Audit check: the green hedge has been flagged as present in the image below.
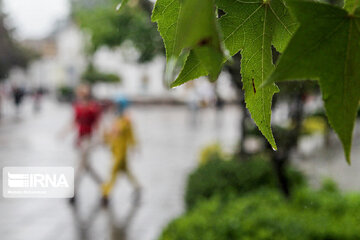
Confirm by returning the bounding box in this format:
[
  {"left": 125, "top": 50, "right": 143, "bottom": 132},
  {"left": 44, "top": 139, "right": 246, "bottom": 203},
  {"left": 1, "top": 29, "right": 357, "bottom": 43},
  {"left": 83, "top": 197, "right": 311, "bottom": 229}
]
[
  {"left": 160, "top": 187, "right": 360, "bottom": 240},
  {"left": 82, "top": 64, "right": 121, "bottom": 84},
  {"left": 185, "top": 157, "right": 306, "bottom": 209},
  {"left": 56, "top": 85, "right": 75, "bottom": 102}
]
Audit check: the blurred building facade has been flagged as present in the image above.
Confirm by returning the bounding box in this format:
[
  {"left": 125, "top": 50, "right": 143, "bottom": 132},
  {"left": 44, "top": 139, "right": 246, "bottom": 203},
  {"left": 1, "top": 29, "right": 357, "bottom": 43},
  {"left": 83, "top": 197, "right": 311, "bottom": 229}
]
[{"left": 7, "top": 19, "right": 237, "bottom": 103}]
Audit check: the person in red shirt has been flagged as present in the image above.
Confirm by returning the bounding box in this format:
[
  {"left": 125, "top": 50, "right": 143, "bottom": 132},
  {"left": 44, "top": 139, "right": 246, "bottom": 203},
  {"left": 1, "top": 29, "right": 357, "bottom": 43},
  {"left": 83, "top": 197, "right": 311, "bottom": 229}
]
[
  {"left": 70, "top": 84, "right": 102, "bottom": 204},
  {"left": 73, "top": 88, "right": 101, "bottom": 143}
]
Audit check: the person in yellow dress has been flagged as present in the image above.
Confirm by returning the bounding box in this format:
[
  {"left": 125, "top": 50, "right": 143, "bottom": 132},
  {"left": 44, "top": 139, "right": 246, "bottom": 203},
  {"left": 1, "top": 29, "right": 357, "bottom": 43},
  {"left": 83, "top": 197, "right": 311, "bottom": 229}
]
[{"left": 102, "top": 96, "right": 140, "bottom": 205}]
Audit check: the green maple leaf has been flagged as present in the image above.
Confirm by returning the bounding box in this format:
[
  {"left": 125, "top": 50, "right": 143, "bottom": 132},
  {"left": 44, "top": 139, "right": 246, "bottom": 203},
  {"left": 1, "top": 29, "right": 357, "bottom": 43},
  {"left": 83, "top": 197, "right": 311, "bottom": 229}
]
[
  {"left": 174, "top": 0, "right": 297, "bottom": 150},
  {"left": 152, "top": 0, "right": 224, "bottom": 81},
  {"left": 266, "top": 0, "right": 360, "bottom": 163},
  {"left": 151, "top": 0, "right": 181, "bottom": 59}
]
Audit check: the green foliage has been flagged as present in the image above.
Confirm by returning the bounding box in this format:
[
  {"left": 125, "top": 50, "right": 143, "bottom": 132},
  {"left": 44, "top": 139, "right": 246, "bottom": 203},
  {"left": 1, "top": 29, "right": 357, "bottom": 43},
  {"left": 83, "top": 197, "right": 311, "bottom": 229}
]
[
  {"left": 0, "top": 12, "right": 34, "bottom": 80},
  {"left": 185, "top": 156, "right": 305, "bottom": 209},
  {"left": 266, "top": 0, "right": 360, "bottom": 163},
  {"left": 152, "top": 0, "right": 224, "bottom": 83},
  {"left": 74, "top": 1, "right": 163, "bottom": 62},
  {"left": 178, "top": 0, "right": 224, "bottom": 81},
  {"left": 151, "top": 0, "right": 181, "bottom": 59},
  {"left": 321, "top": 177, "right": 339, "bottom": 193},
  {"left": 151, "top": 0, "right": 360, "bottom": 163},
  {"left": 160, "top": 188, "right": 360, "bottom": 240},
  {"left": 81, "top": 64, "right": 121, "bottom": 84},
  {"left": 153, "top": 0, "right": 297, "bottom": 150}
]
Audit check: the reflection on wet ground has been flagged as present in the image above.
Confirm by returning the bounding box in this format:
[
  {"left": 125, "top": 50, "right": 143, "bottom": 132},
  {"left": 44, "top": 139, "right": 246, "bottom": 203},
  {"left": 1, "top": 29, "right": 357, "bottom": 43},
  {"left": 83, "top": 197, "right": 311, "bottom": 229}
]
[
  {"left": 72, "top": 190, "right": 141, "bottom": 240},
  {"left": 1, "top": 99, "right": 360, "bottom": 240},
  {"left": 0, "top": 99, "right": 240, "bottom": 240}
]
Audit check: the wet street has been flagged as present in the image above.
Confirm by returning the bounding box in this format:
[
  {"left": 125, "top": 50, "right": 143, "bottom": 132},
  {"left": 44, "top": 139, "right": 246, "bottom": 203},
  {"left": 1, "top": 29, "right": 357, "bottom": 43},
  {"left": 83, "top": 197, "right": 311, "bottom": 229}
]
[
  {"left": 0, "top": 99, "right": 240, "bottom": 240},
  {"left": 1, "top": 98, "right": 360, "bottom": 240}
]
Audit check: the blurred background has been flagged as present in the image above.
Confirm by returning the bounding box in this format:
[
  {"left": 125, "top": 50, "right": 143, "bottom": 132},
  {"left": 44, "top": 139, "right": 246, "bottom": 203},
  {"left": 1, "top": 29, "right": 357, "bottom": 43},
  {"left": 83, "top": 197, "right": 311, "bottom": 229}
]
[{"left": 0, "top": 0, "right": 360, "bottom": 239}]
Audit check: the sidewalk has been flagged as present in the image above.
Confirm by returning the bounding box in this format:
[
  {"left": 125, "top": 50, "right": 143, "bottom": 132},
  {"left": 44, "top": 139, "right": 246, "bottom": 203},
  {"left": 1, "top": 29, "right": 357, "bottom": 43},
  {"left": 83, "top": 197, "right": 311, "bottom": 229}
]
[{"left": 0, "top": 99, "right": 240, "bottom": 240}]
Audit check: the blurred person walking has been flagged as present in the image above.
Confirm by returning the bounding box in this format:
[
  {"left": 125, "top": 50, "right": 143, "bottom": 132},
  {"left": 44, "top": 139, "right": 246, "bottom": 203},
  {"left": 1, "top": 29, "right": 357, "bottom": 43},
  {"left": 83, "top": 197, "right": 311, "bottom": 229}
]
[
  {"left": 67, "top": 84, "right": 102, "bottom": 204},
  {"left": 101, "top": 96, "right": 140, "bottom": 206},
  {"left": 11, "top": 85, "right": 25, "bottom": 116}
]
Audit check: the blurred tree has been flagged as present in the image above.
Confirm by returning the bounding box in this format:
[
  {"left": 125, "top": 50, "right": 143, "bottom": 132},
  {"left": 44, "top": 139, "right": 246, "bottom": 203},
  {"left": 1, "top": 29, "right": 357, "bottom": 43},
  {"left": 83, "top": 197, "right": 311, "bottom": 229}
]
[
  {"left": 72, "top": 0, "right": 163, "bottom": 63},
  {"left": 0, "top": 2, "right": 33, "bottom": 80},
  {"left": 0, "top": 1, "right": 36, "bottom": 117}
]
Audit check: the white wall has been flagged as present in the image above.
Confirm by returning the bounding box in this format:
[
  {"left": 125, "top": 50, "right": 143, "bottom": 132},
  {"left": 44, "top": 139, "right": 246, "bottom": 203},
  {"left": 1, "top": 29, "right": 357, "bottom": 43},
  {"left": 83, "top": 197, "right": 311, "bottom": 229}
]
[{"left": 12, "top": 22, "right": 238, "bottom": 102}]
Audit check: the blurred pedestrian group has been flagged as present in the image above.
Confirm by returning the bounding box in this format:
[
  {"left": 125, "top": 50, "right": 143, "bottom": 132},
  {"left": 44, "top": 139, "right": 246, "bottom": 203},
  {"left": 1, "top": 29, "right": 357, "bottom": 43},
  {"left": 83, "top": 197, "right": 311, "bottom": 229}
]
[
  {"left": 66, "top": 84, "right": 140, "bottom": 207},
  {"left": 0, "top": 82, "right": 46, "bottom": 118}
]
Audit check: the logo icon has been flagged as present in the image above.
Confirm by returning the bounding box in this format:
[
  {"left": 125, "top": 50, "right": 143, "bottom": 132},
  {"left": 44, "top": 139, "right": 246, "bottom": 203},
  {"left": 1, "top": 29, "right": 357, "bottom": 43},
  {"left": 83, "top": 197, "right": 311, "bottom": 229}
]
[
  {"left": 3, "top": 167, "right": 74, "bottom": 198},
  {"left": 8, "top": 173, "right": 30, "bottom": 188}
]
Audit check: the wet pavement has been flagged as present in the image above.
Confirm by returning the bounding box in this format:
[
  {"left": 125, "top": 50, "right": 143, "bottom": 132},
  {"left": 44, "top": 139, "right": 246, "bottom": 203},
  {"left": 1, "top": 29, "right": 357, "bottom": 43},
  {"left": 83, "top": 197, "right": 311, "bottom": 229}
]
[
  {"left": 294, "top": 127, "right": 360, "bottom": 191},
  {"left": 1, "top": 98, "right": 360, "bottom": 240},
  {"left": 0, "top": 99, "right": 240, "bottom": 240}
]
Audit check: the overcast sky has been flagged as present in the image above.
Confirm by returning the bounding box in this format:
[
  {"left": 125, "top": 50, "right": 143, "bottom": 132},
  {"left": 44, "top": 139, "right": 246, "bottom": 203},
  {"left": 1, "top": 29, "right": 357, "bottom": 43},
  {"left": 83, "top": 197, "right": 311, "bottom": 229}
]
[{"left": 3, "top": 0, "right": 70, "bottom": 40}]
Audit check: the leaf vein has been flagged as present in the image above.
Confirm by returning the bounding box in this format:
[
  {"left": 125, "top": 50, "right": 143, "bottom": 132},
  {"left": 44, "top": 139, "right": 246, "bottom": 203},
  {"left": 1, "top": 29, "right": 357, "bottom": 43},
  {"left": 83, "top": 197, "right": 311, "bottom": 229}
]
[
  {"left": 172, "top": 3, "right": 183, "bottom": 56},
  {"left": 164, "top": 22, "right": 176, "bottom": 35},
  {"left": 224, "top": 4, "right": 263, "bottom": 42},
  {"left": 176, "top": 62, "right": 201, "bottom": 84},
  {"left": 242, "top": 48, "right": 262, "bottom": 69},
  {"left": 261, "top": 4, "right": 268, "bottom": 123},
  {"left": 269, "top": 4, "right": 292, "bottom": 35},
  {"left": 161, "top": 0, "right": 177, "bottom": 16}
]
